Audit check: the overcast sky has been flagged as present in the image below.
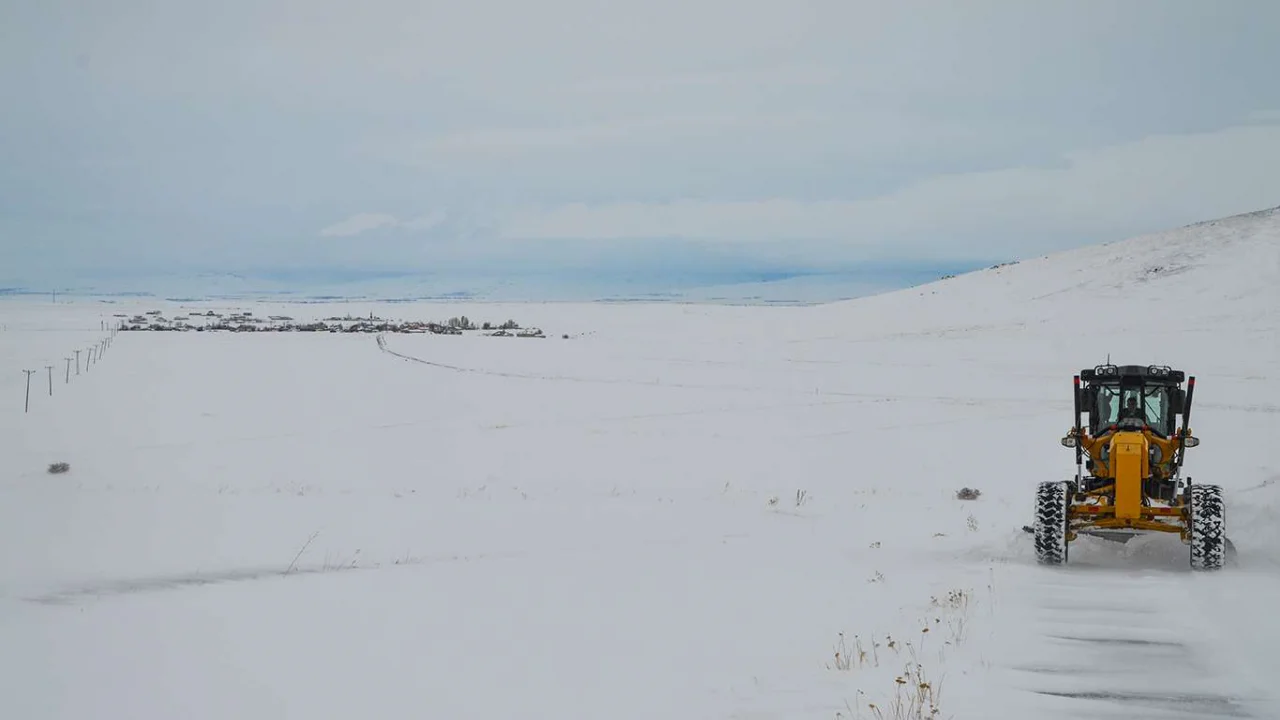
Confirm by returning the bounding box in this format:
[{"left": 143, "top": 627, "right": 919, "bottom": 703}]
[{"left": 3, "top": 0, "right": 1280, "bottom": 291}]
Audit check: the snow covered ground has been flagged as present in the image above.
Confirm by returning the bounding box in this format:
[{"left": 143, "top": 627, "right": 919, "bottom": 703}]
[{"left": 1, "top": 207, "right": 1278, "bottom": 719}]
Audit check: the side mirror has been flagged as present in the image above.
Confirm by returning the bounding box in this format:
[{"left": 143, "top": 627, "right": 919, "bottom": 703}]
[{"left": 1183, "top": 436, "right": 1200, "bottom": 448}]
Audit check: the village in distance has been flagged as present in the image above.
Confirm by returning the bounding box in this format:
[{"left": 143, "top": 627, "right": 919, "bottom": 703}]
[{"left": 117, "top": 310, "right": 552, "bottom": 338}]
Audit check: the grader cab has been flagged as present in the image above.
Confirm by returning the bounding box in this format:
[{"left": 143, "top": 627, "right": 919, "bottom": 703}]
[{"left": 1031, "top": 364, "right": 1226, "bottom": 570}]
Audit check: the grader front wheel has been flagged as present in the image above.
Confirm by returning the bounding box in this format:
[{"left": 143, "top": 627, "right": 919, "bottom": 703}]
[
  {"left": 1034, "top": 481, "right": 1070, "bottom": 565},
  {"left": 1188, "top": 483, "right": 1226, "bottom": 570}
]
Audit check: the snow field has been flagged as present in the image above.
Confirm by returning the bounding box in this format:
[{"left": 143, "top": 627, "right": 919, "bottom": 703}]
[
  {"left": 1, "top": 322, "right": 1012, "bottom": 719},
  {"left": 1, "top": 207, "right": 1278, "bottom": 719}
]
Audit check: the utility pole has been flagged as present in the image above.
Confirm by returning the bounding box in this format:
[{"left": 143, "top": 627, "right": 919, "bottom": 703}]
[
  {"left": 65, "top": 358, "right": 72, "bottom": 384},
  {"left": 46, "top": 366, "right": 53, "bottom": 396},
  {"left": 23, "top": 370, "right": 35, "bottom": 413},
  {"left": 75, "top": 350, "right": 81, "bottom": 375}
]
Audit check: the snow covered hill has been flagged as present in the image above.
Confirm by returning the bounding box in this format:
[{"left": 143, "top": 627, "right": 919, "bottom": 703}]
[
  {"left": 808, "top": 204, "right": 1280, "bottom": 331},
  {"left": 1, "top": 206, "right": 1277, "bottom": 719}
]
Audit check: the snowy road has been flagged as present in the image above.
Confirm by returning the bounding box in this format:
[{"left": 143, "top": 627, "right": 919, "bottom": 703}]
[
  {"left": 966, "top": 544, "right": 1280, "bottom": 718},
  {"left": 373, "top": 329, "right": 1280, "bottom": 719}
]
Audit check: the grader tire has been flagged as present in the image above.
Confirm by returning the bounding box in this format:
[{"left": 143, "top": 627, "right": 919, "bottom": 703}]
[
  {"left": 1188, "top": 483, "right": 1225, "bottom": 571},
  {"left": 1034, "top": 481, "right": 1070, "bottom": 566}
]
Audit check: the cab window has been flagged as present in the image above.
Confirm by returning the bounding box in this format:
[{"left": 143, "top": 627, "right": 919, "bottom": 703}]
[{"left": 1093, "top": 385, "right": 1169, "bottom": 434}]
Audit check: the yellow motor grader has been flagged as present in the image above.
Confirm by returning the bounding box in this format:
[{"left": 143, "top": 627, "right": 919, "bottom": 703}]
[{"left": 1031, "top": 364, "right": 1226, "bottom": 570}]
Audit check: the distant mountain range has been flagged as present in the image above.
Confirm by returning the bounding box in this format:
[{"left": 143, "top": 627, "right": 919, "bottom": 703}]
[{"left": 0, "top": 262, "right": 985, "bottom": 306}]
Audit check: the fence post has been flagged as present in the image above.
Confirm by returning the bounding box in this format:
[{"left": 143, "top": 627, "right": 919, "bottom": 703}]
[{"left": 22, "top": 370, "right": 35, "bottom": 413}]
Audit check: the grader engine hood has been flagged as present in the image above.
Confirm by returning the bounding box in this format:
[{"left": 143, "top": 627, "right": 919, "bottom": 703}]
[{"left": 1109, "top": 431, "right": 1149, "bottom": 519}]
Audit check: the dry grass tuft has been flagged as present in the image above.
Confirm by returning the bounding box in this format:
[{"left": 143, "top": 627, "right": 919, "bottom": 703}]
[{"left": 832, "top": 587, "right": 976, "bottom": 718}]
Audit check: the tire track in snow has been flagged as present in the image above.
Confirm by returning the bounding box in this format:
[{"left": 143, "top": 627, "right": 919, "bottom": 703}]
[
  {"left": 978, "top": 557, "right": 1278, "bottom": 718},
  {"left": 374, "top": 334, "right": 1065, "bottom": 409},
  {"left": 19, "top": 550, "right": 527, "bottom": 605},
  {"left": 1196, "top": 402, "right": 1280, "bottom": 415}
]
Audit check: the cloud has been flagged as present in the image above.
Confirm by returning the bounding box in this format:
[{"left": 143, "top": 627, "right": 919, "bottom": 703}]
[
  {"left": 405, "top": 113, "right": 825, "bottom": 158},
  {"left": 319, "top": 212, "right": 445, "bottom": 237},
  {"left": 498, "top": 123, "right": 1280, "bottom": 261},
  {"left": 4, "top": 0, "right": 1280, "bottom": 292},
  {"left": 319, "top": 213, "right": 399, "bottom": 237},
  {"left": 562, "top": 65, "right": 839, "bottom": 95}
]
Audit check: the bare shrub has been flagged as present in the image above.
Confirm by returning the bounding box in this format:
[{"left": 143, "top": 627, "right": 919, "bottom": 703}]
[
  {"left": 47, "top": 462, "right": 70, "bottom": 475},
  {"left": 955, "top": 487, "right": 981, "bottom": 501},
  {"left": 834, "top": 588, "right": 976, "bottom": 718}
]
